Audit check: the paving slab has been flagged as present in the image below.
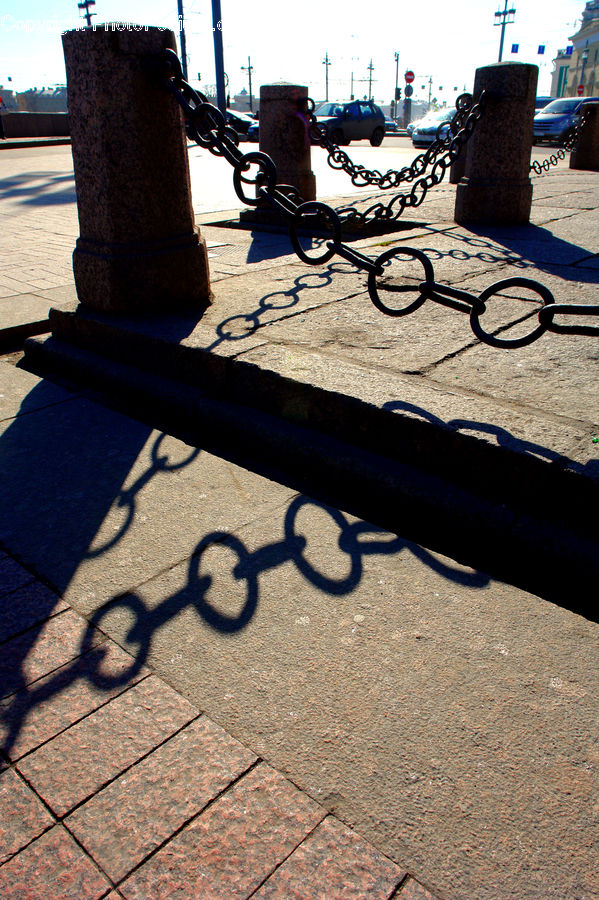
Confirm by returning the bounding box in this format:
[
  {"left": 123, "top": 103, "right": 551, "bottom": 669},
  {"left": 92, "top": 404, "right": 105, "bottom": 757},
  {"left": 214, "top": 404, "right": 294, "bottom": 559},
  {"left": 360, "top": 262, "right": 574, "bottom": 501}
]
[
  {"left": 64, "top": 716, "right": 256, "bottom": 882},
  {"left": 17, "top": 676, "right": 198, "bottom": 817},
  {"left": 0, "top": 768, "right": 54, "bottom": 865},
  {"left": 120, "top": 762, "right": 326, "bottom": 900},
  {"left": 0, "top": 825, "right": 111, "bottom": 899}
]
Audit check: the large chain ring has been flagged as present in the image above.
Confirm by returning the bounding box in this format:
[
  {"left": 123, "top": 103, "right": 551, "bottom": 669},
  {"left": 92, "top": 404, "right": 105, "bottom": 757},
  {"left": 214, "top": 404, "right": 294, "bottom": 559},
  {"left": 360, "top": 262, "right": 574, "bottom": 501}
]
[
  {"left": 368, "top": 247, "right": 435, "bottom": 316},
  {"left": 289, "top": 201, "right": 342, "bottom": 265},
  {"left": 233, "top": 152, "right": 277, "bottom": 206},
  {"left": 470, "top": 277, "right": 555, "bottom": 348}
]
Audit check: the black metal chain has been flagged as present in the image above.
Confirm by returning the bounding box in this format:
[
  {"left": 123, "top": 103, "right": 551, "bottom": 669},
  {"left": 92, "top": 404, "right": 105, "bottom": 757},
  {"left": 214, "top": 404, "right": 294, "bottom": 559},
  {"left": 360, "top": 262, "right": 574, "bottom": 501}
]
[
  {"left": 530, "top": 108, "right": 590, "bottom": 175},
  {"left": 305, "top": 93, "right": 486, "bottom": 226},
  {"left": 160, "top": 49, "right": 599, "bottom": 347}
]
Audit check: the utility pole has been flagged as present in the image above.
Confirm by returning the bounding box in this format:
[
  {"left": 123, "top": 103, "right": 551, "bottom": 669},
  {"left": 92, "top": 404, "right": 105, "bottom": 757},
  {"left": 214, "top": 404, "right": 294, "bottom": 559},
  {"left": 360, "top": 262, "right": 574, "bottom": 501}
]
[
  {"left": 494, "top": 0, "right": 516, "bottom": 63},
  {"left": 323, "top": 52, "right": 331, "bottom": 101},
  {"left": 77, "top": 0, "right": 96, "bottom": 27},
  {"left": 241, "top": 56, "right": 253, "bottom": 112},
  {"left": 176, "top": 0, "right": 188, "bottom": 82},
  {"left": 350, "top": 71, "right": 354, "bottom": 101},
  {"left": 212, "top": 0, "right": 226, "bottom": 112},
  {"left": 393, "top": 51, "right": 399, "bottom": 118},
  {"left": 368, "top": 59, "right": 374, "bottom": 99}
]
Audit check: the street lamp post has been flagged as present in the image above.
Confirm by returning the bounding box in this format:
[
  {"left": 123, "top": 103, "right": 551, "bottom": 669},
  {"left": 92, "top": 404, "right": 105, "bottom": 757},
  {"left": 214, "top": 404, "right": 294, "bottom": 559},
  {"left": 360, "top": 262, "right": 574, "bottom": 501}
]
[
  {"left": 494, "top": 0, "right": 516, "bottom": 63},
  {"left": 323, "top": 53, "right": 331, "bottom": 101},
  {"left": 241, "top": 56, "right": 253, "bottom": 111},
  {"left": 77, "top": 0, "right": 96, "bottom": 27},
  {"left": 176, "top": 0, "right": 188, "bottom": 83},
  {"left": 580, "top": 46, "right": 590, "bottom": 95},
  {"left": 393, "top": 51, "right": 399, "bottom": 118},
  {"left": 211, "top": 0, "right": 226, "bottom": 112}
]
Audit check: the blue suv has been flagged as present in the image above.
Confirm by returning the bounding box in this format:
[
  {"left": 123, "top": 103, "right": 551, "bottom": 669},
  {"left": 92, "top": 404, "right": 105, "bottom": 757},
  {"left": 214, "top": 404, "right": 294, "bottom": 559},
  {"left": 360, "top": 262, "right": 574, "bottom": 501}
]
[{"left": 533, "top": 97, "right": 599, "bottom": 144}]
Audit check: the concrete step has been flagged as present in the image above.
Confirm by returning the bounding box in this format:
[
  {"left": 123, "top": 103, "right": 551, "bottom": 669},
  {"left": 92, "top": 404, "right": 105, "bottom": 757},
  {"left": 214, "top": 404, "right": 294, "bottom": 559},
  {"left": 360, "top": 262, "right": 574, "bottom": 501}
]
[{"left": 22, "top": 314, "right": 599, "bottom": 609}]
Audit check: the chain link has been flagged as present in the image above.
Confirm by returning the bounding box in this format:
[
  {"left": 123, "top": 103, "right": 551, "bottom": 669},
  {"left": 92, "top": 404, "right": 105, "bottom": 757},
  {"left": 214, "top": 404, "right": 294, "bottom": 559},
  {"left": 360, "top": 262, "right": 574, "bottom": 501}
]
[
  {"left": 306, "top": 93, "right": 485, "bottom": 225},
  {"left": 160, "top": 48, "right": 599, "bottom": 348},
  {"left": 530, "top": 108, "right": 591, "bottom": 175}
]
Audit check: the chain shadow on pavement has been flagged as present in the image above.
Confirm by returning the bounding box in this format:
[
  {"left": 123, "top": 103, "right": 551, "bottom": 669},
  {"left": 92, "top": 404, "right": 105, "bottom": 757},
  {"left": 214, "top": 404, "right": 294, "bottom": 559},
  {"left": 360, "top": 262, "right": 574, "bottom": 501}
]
[
  {"left": 205, "top": 261, "right": 358, "bottom": 352},
  {"left": 460, "top": 225, "right": 599, "bottom": 286},
  {"left": 0, "top": 492, "right": 490, "bottom": 762},
  {"left": 382, "top": 399, "right": 599, "bottom": 480},
  {"left": 0, "top": 366, "right": 199, "bottom": 762}
]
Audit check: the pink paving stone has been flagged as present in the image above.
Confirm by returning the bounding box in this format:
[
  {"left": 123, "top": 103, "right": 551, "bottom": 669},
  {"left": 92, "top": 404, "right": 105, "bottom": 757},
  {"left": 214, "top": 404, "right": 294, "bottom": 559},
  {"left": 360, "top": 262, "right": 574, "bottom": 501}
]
[
  {"left": 254, "top": 815, "right": 406, "bottom": 899},
  {"left": 0, "top": 641, "right": 148, "bottom": 761},
  {"left": 0, "top": 556, "right": 35, "bottom": 597},
  {"left": 395, "top": 876, "right": 442, "bottom": 899},
  {"left": 0, "top": 608, "right": 104, "bottom": 699},
  {"left": 0, "top": 825, "right": 111, "bottom": 899},
  {"left": 0, "top": 768, "right": 55, "bottom": 864},
  {"left": 121, "top": 762, "right": 326, "bottom": 900},
  {"left": 0, "top": 580, "right": 67, "bottom": 643},
  {"left": 17, "top": 676, "right": 199, "bottom": 817},
  {"left": 65, "top": 716, "right": 257, "bottom": 882}
]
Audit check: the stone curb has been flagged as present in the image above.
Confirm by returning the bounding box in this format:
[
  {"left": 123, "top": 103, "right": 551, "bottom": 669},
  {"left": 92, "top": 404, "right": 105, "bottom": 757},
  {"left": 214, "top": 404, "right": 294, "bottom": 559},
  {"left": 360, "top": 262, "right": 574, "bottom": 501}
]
[{"left": 22, "top": 316, "right": 599, "bottom": 609}]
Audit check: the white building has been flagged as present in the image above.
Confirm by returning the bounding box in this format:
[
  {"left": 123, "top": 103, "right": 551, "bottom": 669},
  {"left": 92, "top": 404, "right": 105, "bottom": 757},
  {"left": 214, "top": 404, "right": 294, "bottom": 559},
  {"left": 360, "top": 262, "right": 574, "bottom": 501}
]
[{"left": 551, "top": 1, "right": 599, "bottom": 98}]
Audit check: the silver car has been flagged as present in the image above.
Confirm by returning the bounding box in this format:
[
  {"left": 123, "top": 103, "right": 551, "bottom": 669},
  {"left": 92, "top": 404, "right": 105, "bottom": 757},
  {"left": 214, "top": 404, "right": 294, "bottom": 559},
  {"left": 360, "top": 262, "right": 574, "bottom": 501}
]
[{"left": 410, "top": 107, "right": 455, "bottom": 147}]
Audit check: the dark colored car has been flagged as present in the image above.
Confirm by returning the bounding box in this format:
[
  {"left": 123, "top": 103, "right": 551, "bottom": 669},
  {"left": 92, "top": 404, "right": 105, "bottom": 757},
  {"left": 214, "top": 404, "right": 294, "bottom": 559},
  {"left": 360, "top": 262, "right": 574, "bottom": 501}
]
[
  {"left": 226, "top": 110, "right": 256, "bottom": 135},
  {"left": 314, "top": 99, "right": 386, "bottom": 146},
  {"left": 533, "top": 97, "right": 599, "bottom": 144},
  {"left": 247, "top": 121, "right": 259, "bottom": 142},
  {"left": 384, "top": 116, "right": 399, "bottom": 133}
]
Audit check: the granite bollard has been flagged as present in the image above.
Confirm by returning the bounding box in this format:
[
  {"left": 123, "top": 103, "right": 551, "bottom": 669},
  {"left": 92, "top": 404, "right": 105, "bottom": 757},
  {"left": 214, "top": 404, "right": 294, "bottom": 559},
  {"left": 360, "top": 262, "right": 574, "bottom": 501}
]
[
  {"left": 570, "top": 102, "right": 599, "bottom": 172},
  {"left": 454, "top": 62, "right": 537, "bottom": 225},
  {"left": 62, "top": 24, "right": 211, "bottom": 312},
  {"left": 258, "top": 83, "right": 316, "bottom": 202}
]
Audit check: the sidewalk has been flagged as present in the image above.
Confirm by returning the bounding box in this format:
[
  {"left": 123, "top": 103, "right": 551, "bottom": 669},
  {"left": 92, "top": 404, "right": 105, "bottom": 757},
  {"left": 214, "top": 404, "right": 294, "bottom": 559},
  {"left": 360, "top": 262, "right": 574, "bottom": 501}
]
[{"left": 1, "top": 144, "right": 599, "bottom": 899}]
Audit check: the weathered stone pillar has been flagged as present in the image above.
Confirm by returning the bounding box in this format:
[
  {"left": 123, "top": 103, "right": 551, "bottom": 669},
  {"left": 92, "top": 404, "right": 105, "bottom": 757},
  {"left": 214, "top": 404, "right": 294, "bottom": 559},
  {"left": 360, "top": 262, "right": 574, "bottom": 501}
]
[
  {"left": 258, "top": 83, "right": 316, "bottom": 201},
  {"left": 570, "top": 102, "right": 599, "bottom": 171},
  {"left": 449, "top": 152, "right": 467, "bottom": 185},
  {"left": 62, "top": 24, "right": 211, "bottom": 312},
  {"left": 454, "top": 62, "right": 537, "bottom": 225}
]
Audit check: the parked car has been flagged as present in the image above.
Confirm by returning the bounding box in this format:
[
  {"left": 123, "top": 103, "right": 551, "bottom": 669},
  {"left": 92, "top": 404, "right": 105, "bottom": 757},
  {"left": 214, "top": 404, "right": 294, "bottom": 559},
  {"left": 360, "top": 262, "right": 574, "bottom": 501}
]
[
  {"left": 384, "top": 116, "right": 399, "bottom": 133},
  {"left": 535, "top": 96, "right": 555, "bottom": 110},
  {"left": 533, "top": 97, "right": 599, "bottom": 144},
  {"left": 247, "top": 121, "right": 259, "bottom": 141},
  {"left": 314, "top": 99, "right": 386, "bottom": 146},
  {"left": 406, "top": 119, "right": 421, "bottom": 137},
  {"left": 410, "top": 107, "right": 455, "bottom": 147},
  {"left": 225, "top": 110, "right": 256, "bottom": 135}
]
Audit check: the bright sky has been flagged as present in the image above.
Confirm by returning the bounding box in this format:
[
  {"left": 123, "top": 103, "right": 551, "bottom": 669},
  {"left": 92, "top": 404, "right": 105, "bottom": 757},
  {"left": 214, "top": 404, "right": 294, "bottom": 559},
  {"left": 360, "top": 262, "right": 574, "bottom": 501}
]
[{"left": 0, "top": 0, "right": 588, "bottom": 101}]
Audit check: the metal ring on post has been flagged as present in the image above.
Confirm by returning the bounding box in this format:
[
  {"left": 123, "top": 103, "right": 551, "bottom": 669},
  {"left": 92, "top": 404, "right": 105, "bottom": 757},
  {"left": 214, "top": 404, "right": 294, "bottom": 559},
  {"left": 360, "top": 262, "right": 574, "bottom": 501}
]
[
  {"left": 289, "top": 201, "right": 342, "bottom": 265},
  {"left": 368, "top": 246, "right": 434, "bottom": 317},
  {"left": 187, "top": 102, "right": 226, "bottom": 147},
  {"left": 233, "top": 152, "right": 277, "bottom": 206},
  {"left": 470, "top": 277, "right": 555, "bottom": 348}
]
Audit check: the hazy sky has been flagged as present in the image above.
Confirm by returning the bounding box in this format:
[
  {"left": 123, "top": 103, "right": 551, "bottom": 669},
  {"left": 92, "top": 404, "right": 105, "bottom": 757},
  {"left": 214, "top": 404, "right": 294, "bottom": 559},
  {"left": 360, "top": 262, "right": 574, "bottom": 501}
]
[{"left": 0, "top": 0, "right": 588, "bottom": 100}]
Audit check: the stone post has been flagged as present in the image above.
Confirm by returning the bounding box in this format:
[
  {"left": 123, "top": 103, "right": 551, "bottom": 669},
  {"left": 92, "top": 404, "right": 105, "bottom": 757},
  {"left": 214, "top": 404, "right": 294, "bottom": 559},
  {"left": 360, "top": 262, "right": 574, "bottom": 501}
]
[
  {"left": 454, "top": 62, "right": 538, "bottom": 225},
  {"left": 258, "top": 83, "right": 316, "bottom": 201},
  {"left": 62, "top": 24, "right": 211, "bottom": 313},
  {"left": 570, "top": 102, "right": 599, "bottom": 171}
]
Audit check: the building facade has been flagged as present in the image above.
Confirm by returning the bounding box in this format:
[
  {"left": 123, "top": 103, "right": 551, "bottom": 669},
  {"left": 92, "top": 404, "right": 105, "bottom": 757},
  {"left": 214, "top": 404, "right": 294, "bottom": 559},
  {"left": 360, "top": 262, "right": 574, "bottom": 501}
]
[{"left": 551, "top": 1, "right": 599, "bottom": 98}]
